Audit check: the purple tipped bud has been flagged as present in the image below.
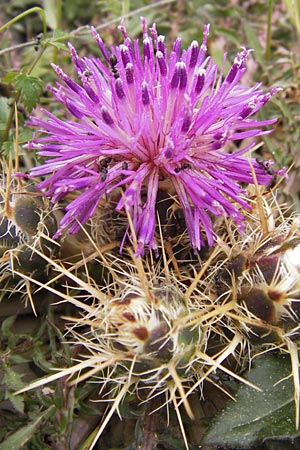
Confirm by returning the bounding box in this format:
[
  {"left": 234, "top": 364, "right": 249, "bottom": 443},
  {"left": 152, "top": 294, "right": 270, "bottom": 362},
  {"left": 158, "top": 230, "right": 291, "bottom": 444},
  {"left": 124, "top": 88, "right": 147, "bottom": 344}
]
[
  {"left": 120, "top": 44, "right": 131, "bottom": 66},
  {"left": 214, "top": 131, "right": 224, "bottom": 141},
  {"left": 171, "top": 61, "right": 187, "bottom": 89},
  {"left": 212, "top": 141, "right": 223, "bottom": 150},
  {"left": 53, "top": 64, "right": 81, "bottom": 94},
  {"left": 65, "top": 99, "right": 83, "bottom": 119},
  {"left": 149, "top": 22, "right": 158, "bottom": 40},
  {"left": 141, "top": 16, "right": 147, "bottom": 36},
  {"left": 115, "top": 78, "right": 125, "bottom": 99},
  {"left": 143, "top": 36, "right": 151, "bottom": 60},
  {"left": 164, "top": 148, "right": 173, "bottom": 159},
  {"left": 68, "top": 44, "right": 85, "bottom": 73},
  {"left": 84, "top": 83, "right": 99, "bottom": 103},
  {"left": 157, "top": 35, "right": 166, "bottom": 56},
  {"left": 212, "top": 131, "right": 227, "bottom": 149},
  {"left": 157, "top": 51, "right": 167, "bottom": 77},
  {"left": 101, "top": 106, "right": 114, "bottom": 125},
  {"left": 118, "top": 20, "right": 128, "bottom": 39},
  {"left": 239, "top": 102, "right": 255, "bottom": 119},
  {"left": 182, "top": 114, "right": 192, "bottom": 132},
  {"left": 91, "top": 27, "right": 110, "bottom": 62},
  {"left": 179, "top": 62, "right": 187, "bottom": 90},
  {"left": 226, "top": 62, "right": 239, "bottom": 84},
  {"left": 172, "top": 37, "right": 182, "bottom": 59},
  {"left": 189, "top": 41, "right": 199, "bottom": 68},
  {"left": 142, "top": 81, "right": 150, "bottom": 106},
  {"left": 195, "top": 69, "right": 205, "bottom": 94},
  {"left": 162, "top": 140, "right": 174, "bottom": 160},
  {"left": 126, "top": 63, "right": 134, "bottom": 84},
  {"left": 226, "top": 51, "right": 248, "bottom": 84},
  {"left": 259, "top": 92, "right": 272, "bottom": 107}
]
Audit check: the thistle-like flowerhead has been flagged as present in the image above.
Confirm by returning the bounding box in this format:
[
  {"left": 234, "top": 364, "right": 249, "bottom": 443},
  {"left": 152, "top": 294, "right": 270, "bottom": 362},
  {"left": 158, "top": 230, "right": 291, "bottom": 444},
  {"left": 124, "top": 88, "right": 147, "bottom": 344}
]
[
  {"left": 211, "top": 187, "right": 300, "bottom": 428},
  {"left": 27, "top": 19, "right": 279, "bottom": 254},
  {"left": 214, "top": 188, "right": 300, "bottom": 328}
]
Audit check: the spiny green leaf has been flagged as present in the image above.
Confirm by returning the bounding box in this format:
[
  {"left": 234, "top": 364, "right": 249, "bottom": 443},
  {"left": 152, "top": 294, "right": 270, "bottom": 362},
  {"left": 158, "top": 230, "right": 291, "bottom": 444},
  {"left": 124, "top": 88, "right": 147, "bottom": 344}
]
[
  {"left": 32, "top": 344, "right": 55, "bottom": 372},
  {"left": 3, "top": 365, "right": 26, "bottom": 390},
  {"left": 202, "top": 353, "right": 300, "bottom": 448},
  {"left": 17, "top": 127, "right": 36, "bottom": 143},
  {"left": 15, "top": 74, "right": 43, "bottom": 112},
  {"left": 5, "top": 392, "right": 24, "bottom": 414},
  {"left": 1, "top": 140, "right": 17, "bottom": 158},
  {"left": 0, "top": 407, "right": 55, "bottom": 450}
]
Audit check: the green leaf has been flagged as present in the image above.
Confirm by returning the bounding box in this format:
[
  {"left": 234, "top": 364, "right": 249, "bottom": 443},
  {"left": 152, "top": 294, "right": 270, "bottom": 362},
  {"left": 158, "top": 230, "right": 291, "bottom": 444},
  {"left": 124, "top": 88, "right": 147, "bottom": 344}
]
[
  {"left": 271, "top": 96, "right": 294, "bottom": 126},
  {"left": 46, "top": 40, "right": 69, "bottom": 51},
  {"left": 5, "top": 392, "right": 24, "bottom": 414},
  {"left": 17, "top": 127, "right": 35, "bottom": 144},
  {"left": 1, "top": 316, "right": 17, "bottom": 338},
  {"left": 243, "top": 22, "right": 264, "bottom": 66},
  {"left": 9, "top": 353, "right": 32, "bottom": 364},
  {"left": 0, "top": 407, "right": 55, "bottom": 450},
  {"left": 42, "top": 30, "right": 72, "bottom": 51},
  {"left": 214, "top": 27, "right": 241, "bottom": 46},
  {"left": 1, "top": 140, "right": 16, "bottom": 158},
  {"left": 42, "top": 0, "right": 57, "bottom": 29},
  {"left": 202, "top": 353, "right": 300, "bottom": 448},
  {"left": 0, "top": 97, "right": 10, "bottom": 125},
  {"left": 3, "top": 366, "right": 26, "bottom": 391},
  {"left": 159, "top": 435, "right": 191, "bottom": 450},
  {"left": 32, "top": 344, "right": 54, "bottom": 372},
  {"left": 2, "top": 72, "right": 19, "bottom": 83},
  {"left": 15, "top": 74, "right": 43, "bottom": 112},
  {"left": 52, "top": 28, "right": 73, "bottom": 41},
  {"left": 284, "top": 0, "right": 300, "bottom": 37}
]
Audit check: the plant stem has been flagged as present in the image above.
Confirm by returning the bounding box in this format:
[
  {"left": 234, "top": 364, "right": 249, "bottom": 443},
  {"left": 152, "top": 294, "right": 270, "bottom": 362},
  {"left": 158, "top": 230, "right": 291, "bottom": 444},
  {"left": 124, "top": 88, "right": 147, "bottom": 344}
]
[
  {"left": 56, "top": 0, "right": 62, "bottom": 30},
  {"left": 139, "top": 397, "right": 160, "bottom": 450},
  {"left": 0, "top": 41, "right": 37, "bottom": 56},
  {"left": 0, "top": 7, "right": 47, "bottom": 38},
  {"left": 265, "top": 0, "right": 273, "bottom": 61},
  {"left": 52, "top": 0, "right": 63, "bottom": 63}
]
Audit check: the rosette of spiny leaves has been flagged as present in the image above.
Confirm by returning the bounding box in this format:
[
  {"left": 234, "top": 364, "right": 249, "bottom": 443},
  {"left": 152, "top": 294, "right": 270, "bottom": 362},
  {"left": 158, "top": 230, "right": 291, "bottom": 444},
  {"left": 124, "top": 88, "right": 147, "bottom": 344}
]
[{"left": 14, "top": 241, "right": 258, "bottom": 449}]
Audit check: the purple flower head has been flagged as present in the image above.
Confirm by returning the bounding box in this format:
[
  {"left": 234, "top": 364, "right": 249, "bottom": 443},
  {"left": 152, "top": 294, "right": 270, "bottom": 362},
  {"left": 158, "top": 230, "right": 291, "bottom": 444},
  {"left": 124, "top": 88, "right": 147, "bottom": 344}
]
[{"left": 27, "top": 19, "right": 279, "bottom": 254}]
